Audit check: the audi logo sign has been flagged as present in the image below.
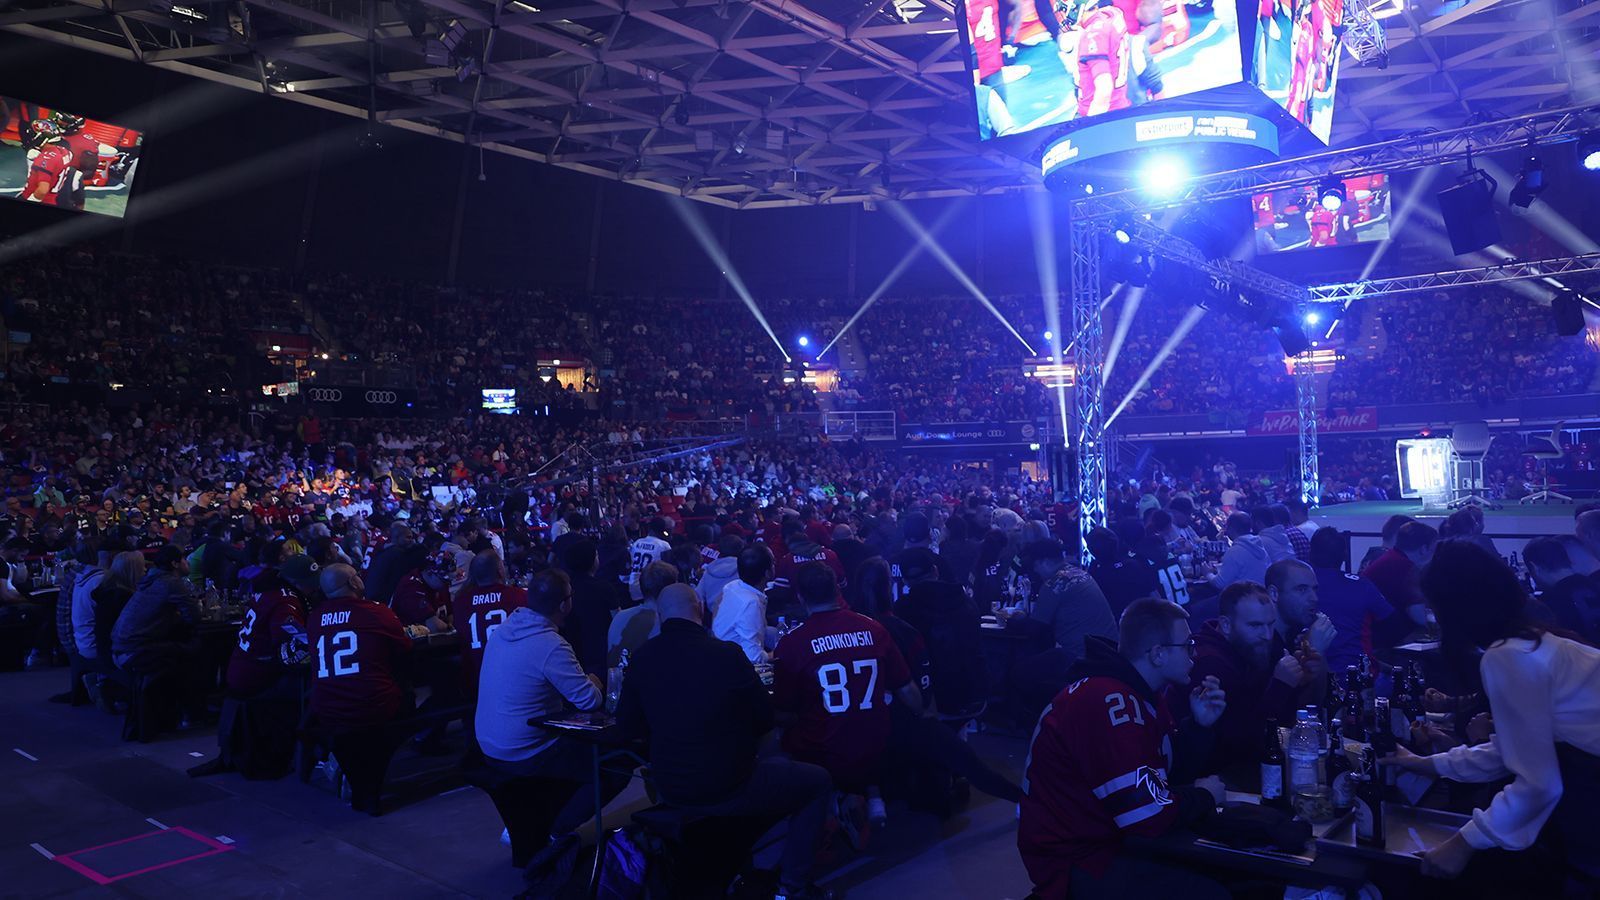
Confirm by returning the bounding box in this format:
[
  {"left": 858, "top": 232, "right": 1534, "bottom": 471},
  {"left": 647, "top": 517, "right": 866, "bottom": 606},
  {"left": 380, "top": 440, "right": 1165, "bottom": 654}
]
[
  {"left": 307, "top": 388, "right": 343, "bottom": 403},
  {"left": 365, "top": 391, "right": 398, "bottom": 404},
  {"left": 306, "top": 387, "right": 404, "bottom": 406}
]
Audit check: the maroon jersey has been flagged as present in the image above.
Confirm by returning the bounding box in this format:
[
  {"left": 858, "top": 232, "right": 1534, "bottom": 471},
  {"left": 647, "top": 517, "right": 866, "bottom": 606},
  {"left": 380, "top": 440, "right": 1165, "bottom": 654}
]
[
  {"left": 773, "top": 545, "right": 848, "bottom": 593},
  {"left": 309, "top": 595, "right": 411, "bottom": 728},
  {"left": 391, "top": 571, "right": 448, "bottom": 627},
  {"left": 450, "top": 582, "right": 528, "bottom": 698},
  {"left": 23, "top": 143, "right": 74, "bottom": 205},
  {"left": 225, "top": 574, "right": 307, "bottom": 697},
  {"left": 1017, "top": 672, "right": 1183, "bottom": 897},
  {"left": 773, "top": 607, "right": 910, "bottom": 790}
]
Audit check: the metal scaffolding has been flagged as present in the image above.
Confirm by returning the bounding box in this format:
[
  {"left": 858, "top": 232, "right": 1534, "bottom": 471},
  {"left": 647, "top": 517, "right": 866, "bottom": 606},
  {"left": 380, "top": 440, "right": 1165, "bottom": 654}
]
[
  {"left": 1294, "top": 301, "right": 1320, "bottom": 507},
  {"left": 1070, "top": 213, "right": 1108, "bottom": 557},
  {"left": 1309, "top": 252, "right": 1600, "bottom": 302}
]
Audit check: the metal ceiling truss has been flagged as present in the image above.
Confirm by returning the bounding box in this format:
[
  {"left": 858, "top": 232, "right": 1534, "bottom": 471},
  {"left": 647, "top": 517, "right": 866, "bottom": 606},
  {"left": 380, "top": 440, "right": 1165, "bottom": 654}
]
[
  {"left": 1308, "top": 251, "right": 1600, "bottom": 302},
  {"left": 1117, "top": 215, "right": 1310, "bottom": 304},
  {"left": 1073, "top": 101, "right": 1600, "bottom": 220},
  {"left": 5, "top": 0, "right": 1597, "bottom": 206}
]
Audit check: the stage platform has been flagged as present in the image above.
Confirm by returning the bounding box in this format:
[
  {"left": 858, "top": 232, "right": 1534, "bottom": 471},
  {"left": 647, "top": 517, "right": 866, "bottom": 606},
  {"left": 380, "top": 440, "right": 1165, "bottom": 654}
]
[{"left": 1312, "top": 499, "right": 1579, "bottom": 559}]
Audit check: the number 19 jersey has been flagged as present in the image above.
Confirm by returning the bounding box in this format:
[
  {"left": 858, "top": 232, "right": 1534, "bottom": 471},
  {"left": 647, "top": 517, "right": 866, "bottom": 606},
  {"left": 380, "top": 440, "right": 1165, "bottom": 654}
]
[{"left": 773, "top": 607, "right": 910, "bottom": 791}]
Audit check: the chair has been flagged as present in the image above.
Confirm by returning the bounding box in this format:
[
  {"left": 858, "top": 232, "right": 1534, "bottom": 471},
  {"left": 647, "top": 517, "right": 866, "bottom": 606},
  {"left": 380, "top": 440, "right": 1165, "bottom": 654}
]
[
  {"left": 1447, "top": 422, "right": 1500, "bottom": 509},
  {"left": 1522, "top": 421, "right": 1572, "bottom": 504}
]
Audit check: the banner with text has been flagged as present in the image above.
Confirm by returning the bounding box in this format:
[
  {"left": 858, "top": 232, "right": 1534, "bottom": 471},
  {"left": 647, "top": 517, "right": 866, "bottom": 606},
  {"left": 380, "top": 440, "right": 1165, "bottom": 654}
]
[{"left": 1247, "top": 407, "right": 1378, "bottom": 437}]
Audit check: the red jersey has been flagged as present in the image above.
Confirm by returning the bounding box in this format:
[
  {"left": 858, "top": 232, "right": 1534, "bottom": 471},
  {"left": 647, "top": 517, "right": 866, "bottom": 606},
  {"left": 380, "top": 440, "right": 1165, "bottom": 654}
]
[
  {"left": 773, "top": 607, "right": 910, "bottom": 790},
  {"left": 450, "top": 582, "right": 528, "bottom": 698},
  {"left": 1075, "top": 8, "right": 1132, "bottom": 118},
  {"left": 773, "top": 544, "right": 848, "bottom": 592},
  {"left": 1018, "top": 672, "right": 1183, "bottom": 898},
  {"left": 308, "top": 596, "right": 411, "bottom": 728},
  {"left": 226, "top": 574, "right": 307, "bottom": 697},
  {"left": 61, "top": 131, "right": 103, "bottom": 174},
  {"left": 1309, "top": 205, "right": 1337, "bottom": 245},
  {"left": 391, "top": 571, "right": 448, "bottom": 627},
  {"left": 967, "top": 0, "right": 1006, "bottom": 80},
  {"left": 23, "top": 144, "right": 75, "bottom": 205}
]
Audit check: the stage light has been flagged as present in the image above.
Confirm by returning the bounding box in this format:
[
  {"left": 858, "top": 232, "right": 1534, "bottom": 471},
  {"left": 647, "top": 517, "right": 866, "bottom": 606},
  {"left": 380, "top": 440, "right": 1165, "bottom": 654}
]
[
  {"left": 1043, "top": 330, "right": 1054, "bottom": 341},
  {"left": 1436, "top": 168, "right": 1501, "bottom": 255},
  {"left": 1084, "top": 184, "right": 1095, "bottom": 195},
  {"left": 1141, "top": 157, "right": 1188, "bottom": 196},
  {"left": 1113, "top": 228, "right": 1131, "bottom": 244},
  {"left": 1579, "top": 133, "right": 1600, "bottom": 171},
  {"left": 1509, "top": 156, "right": 1546, "bottom": 209},
  {"left": 1304, "top": 311, "right": 1322, "bottom": 326},
  {"left": 797, "top": 336, "right": 811, "bottom": 348},
  {"left": 1318, "top": 177, "right": 1346, "bottom": 211}
]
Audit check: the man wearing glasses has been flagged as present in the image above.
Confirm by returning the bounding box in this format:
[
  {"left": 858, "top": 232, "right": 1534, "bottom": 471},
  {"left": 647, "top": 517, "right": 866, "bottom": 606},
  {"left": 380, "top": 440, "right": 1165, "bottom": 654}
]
[{"left": 1018, "top": 597, "right": 1229, "bottom": 900}]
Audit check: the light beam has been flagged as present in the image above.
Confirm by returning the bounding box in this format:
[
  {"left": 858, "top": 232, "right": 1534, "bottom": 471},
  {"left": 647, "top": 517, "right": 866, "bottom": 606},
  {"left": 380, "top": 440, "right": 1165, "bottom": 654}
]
[
  {"left": 885, "top": 200, "right": 1036, "bottom": 355},
  {"left": 669, "top": 196, "right": 791, "bottom": 363},
  {"left": 1104, "top": 306, "right": 1209, "bottom": 428}
]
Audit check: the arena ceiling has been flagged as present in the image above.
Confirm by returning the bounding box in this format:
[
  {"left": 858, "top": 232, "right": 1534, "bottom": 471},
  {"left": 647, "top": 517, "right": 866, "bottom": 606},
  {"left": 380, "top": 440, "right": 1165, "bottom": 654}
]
[{"left": 5, "top": 0, "right": 1600, "bottom": 208}]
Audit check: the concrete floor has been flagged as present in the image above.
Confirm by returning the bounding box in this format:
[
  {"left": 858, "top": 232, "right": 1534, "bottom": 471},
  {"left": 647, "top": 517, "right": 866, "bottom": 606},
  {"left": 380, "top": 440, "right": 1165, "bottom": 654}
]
[{"left": 2, "top": 668, "right": 1038, "bottom": 899}]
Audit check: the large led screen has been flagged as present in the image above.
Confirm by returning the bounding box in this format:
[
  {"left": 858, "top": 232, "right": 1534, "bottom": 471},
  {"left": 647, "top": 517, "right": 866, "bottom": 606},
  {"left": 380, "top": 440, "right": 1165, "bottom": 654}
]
[
  {"left": 1252, "top": 0, "right": 1342, "bottom": 143},
  {"left": 963, "top": 0, "right": 1244, "bottom": 140},
  {"left": 1252, "top": 173, "right": 1390, "bottom": 252},
  {"left": 0, "top": 97, "right": 142, "bottom": 217}
]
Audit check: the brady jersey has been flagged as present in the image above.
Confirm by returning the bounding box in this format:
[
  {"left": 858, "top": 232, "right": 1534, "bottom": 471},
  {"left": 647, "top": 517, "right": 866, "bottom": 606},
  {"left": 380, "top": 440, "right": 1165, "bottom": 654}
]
[
  {"left": 967, "top": 0, "right": 1006, "bottom": 80},
  {"left": 1018, "top": 674, "right": 1180, "bottom": 896},
  {"left": 391, "top": 571, "right": 449, "bottom": 627},
  {"left": 773, "top": 607, "right": 911, "bottom": 789},
  {"left": 1076, "top": 7, "right": 1132, "bottom": 118},
  {"left": 226, "top": 578, "right": 307, "bottom": 697},
  {"left": 23, "top": 144, "right": 75, "bottom": 205},
  {"left": 308, "top": 596, "right": 411, "bottom": 728},
  {"left": 450, "top": 581, "right": 528, "bottom": 697}
]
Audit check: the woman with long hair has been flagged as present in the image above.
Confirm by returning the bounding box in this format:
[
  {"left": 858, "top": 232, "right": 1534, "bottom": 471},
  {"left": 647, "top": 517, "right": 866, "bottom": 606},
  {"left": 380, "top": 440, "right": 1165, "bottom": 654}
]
[{"left": 1384, "top": 540, "right": 1600, "bottom": 892}]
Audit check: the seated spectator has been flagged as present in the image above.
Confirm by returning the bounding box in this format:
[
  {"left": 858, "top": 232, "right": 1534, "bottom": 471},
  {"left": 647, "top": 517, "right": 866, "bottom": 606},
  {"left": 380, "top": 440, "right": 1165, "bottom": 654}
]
[
  {"left": 1362, "top": 521, "right": 1437, "bottom": 614},
  {"left": 1252, "top": 506, "right": 1297, "bottom": 564},
  {"left": 1017, "top": 598, "right": 1228, "bottom": 900},
  {"left": 1085, "top": 527, "right": 1160, "bottom": 620},
  {"left": 1023, "top": 539, "right": 1118, "bottom": 668},
  {"left": 774, "top": 517, "right": 847, "bottom": 593},
  {"left": 695, "top": 533, "right": 743, "bottom": 618},
  {"left": 774, "top": 562, "right": 919, "bottom": 825},
  {"left": 1576, "top": 510, "right": 1600, "bottom": 588},
  {"left": 1189, "top": 582, "right": 1318, "bottom": 771},
  {"left": 364, "top": 522, "right": 422, "bottom": 605},
  {"left": 1522, "top": 536, "right": 1600, "bottom": 645},
  {"left": 1307, "top": 527, "right": 1406, "bottom": 671},
  {"left": 110, "top": 545, "right": 206, "bottom": 716},
  {"left": 889, "top": 512, "right": 950, "bottom": 599},
  {"left": 1209, "top": 512, "right": 1270, "bottom": 591},
  {"left": 714, "top": 544, "right": 775, "bottom": 665},
  {"left": 895, "top": 548, "right": 986, "bottom": 716},
  {"left": 389, "top": 550, "right": 454, "bottom": 633},
  {"left": 450, "top": 550, "right": 527, "bottom": 700},
  {"left": 474, "top": 570, "right": 628, "bottom": 869},
  {"left": 224, "top": 540, "right": 310, "bottom": 699},
  {"left": 1263, "top": 559, "right": 1332, "bottom": 695},
  {"left": 307, "top": 563, "right": 412, "bottom": 732},
  {"left": 608, "top": 560, "right": 676, "bottom": 667},
  {"left": 1443, "top": 507, "right": 1498, "bottom": 558},
  {"left": 618, "top": 582, "right": 833, "bottom": 900},
  {"left": 559, "top": 538, "right": 623, "bottom": 679},
  {"left": 83, "top": 549, "right": 144, "bottom": 710},
  {"left": 1359, "top": 514, "right": 1416, "bottom": 571}
]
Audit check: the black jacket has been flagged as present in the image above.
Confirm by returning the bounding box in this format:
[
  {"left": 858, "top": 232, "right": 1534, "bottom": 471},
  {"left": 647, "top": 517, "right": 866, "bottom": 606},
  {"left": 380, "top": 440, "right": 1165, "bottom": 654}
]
[
  {"left": 898, "top": 580, "right": 986, "bottom": 713},
  {"left": 616, "top": 618, "right": 774, "bottom": 807},
  {"left": 562, "top": 571, "right": 623, "bottom": 678}
]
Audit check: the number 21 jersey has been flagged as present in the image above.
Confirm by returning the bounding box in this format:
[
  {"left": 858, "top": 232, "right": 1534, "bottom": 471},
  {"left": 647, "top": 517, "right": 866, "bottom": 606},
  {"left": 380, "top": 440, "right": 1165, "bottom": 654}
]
[{"left": 773, "top": 607, "right": 910, "bottom": 789}]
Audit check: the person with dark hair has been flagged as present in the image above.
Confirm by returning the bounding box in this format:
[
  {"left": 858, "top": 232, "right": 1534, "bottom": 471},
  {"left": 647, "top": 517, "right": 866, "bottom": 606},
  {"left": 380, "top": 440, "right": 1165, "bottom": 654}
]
[
  {"left": 363, "top": 522, "right": 422, "bottom": 605},
  {"left": 110, "top": 544, "right": 203, "bottom": 679},
  {"left": 225, "top": 538, "right": 310, "bottom": 699},
  {"left": 476, "top": 568, "right": 628, "bottom": 872},
  {"left": 451, "top": 550, "right": 528, "bottom": 698},
  {"left": 713, "top": 543, "right": 775, "bottom": 664},
  {"left": 696, "top": 532, "right": 744, "bottom": 616},
  {"left": 618, "top": 582, "right": 833, "bottom": 900},
  {"left": 1522, "top": 536, "right": 1600, "bottom": 645},
  {"left": 938, "top": 514, "right": 981, "bottom": 588},
  {"left": 608, "top": 560, "right": 676, "bottom": 667},
  {"left": 1209, "top": 512, "right": 1270, "bottom": 591},
  {"left": 626, "top": 517, "right": 672, "bottom": 602},
  {"left": 831, "top": 523, "right": 872, "bottom": 595},
  {"left": 972, "top": 528, "right": 1011, "bottom": 611},
  {"left": 775, "top": 517, "right": 848, "bottom": 594},
  {"left": 1189, "top": 581, "right": 1316, "bottom": 770},
  {"left": 1359, "top": 514, "right": 1417, "bottom": 570},
  {"left": 1264, "top": 559, "right": 1332, "bottom": 696},
  {"left": 1018, "top": 597, "right": 1229, "bottom": 900},
  {"left": 774, "top": 561, "right": 919, "bottom": 830},
  {"left": 897, "top": 547, "right": 987, "bottom": 716},
  {"left": 888, "top": 512, "right": 950, "bottom": 600},
  {"left": 1285, "top": 496, "right": 1318, "bottom": 540},
  {"left": 1084, "top": 526, "right": 1160, "bottom": 620},
  {"left": 390, "top": 550, "right": 455, "bottom": 634},
  {"left": 1362, "top": 520, "right": 1438, "bottom": 615},
  {"left": 1252, "top": 506, "right": 1296, "bottom": 564},
  {"left": 1023, "top": 539, "right": 1117, "bottom": 667},
  {"left": 1307, "top": 527, "right": 1406, "bottom": 670},
  {"left": 560, "top": 538, "right": 624, "bottom": 679},
  {"left": 1383, "top": 541, "right": 1600, "bottom": 890}
]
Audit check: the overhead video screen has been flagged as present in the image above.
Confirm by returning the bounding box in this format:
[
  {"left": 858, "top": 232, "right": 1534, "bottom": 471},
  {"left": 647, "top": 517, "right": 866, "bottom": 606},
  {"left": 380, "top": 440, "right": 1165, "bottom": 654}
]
[
  {"left": 962, "top": 0, "right": 1244, "bottom": 140},
  {"left": 1252, "top": 173, "right": 1390, "bottom": 252},
  {"left": 0, "top": 97, "right": 142, "bottom": 217},
  {"left": 1252, "top": 0, "right": 1342, "bottom": 143}
]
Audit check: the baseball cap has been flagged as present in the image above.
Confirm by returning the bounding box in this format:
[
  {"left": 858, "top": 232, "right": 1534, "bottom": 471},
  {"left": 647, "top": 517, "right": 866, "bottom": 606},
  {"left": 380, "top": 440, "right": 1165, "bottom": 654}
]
[{"left": 279, "top": 554, "right": 321, "bottom": 593}]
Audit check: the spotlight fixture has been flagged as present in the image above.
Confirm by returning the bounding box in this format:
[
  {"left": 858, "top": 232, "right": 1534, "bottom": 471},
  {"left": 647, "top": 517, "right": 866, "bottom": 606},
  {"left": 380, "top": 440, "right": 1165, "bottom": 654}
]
[
  {"left": 1579, "top": 132, "right": 1600, "bottom": 172},
  {"left": 732, "top": 135, "right": 747, "bottom": 155},
  {"left": 1304, "top": 310, "right": 1322, "bottom": 326},
  {"left": 1317, "top": 176, "right": 1347, "bottom": 211},
  {"left": 1140, "top": 156, "right": 1189, "bottom": 196},
  {"left": 1113, "top": 227, "right": 1131, "bottom": 244},
  {"left": 797, "top": 336, "right": 811, "bottom": 348},
  {"left": 1509, "top": 155, "right": 1546, "bottom": 209}
]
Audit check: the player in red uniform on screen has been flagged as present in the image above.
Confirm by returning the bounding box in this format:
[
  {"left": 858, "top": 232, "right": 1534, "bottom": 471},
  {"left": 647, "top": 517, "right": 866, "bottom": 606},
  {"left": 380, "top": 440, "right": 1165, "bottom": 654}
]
[
  {"left": 968, "top": 0, "right": 1008, "bottom": 81},
  {"left": 449, "top": 549, "right": 527, "bottom": 700},
  {"left": 1074, "top": 0, "right": 1134, "bottom": 118},
  {"left": 19, "top": 122, "right": 76, "bottom": 206},
  {"left": 1285, "top": 0, "right": 1317, "bottom": 121},
  {"left": 52, "top": 115, "right": 113, "bottom": 211},
  {"left": 773, "top": 562, "right": 920, "bottom": 821}
]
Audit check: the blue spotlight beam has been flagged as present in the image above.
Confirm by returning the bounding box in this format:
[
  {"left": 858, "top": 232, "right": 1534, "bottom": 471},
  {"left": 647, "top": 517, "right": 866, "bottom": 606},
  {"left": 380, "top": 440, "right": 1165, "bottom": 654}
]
[
  {"left": 816, "top": 201, "right": 968, "bottom": 360},
  {"left": 669, "top": 196, "right": 791, "bottom": 363},
  {"left": 885, "top": 201, "right": 1037, "bottom": 355},
  {"left": 1026, "top": 191, "right": 1070, "bottom": 447},
  {"left": 1103, "top": 306, "right": 1210, "bottom": 429}
]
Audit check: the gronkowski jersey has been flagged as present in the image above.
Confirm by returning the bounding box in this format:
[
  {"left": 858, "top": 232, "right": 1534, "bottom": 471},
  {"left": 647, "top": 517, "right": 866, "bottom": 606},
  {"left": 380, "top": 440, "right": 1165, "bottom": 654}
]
[
  {"left": 451, "top": 582, "right": 528, "bottom": 698},
  {"left": 1018, "top": 674, "right": 1180, "bottom": 897},
  {"left": 773, "top": 607, "right": 911, "bottom": 791}
]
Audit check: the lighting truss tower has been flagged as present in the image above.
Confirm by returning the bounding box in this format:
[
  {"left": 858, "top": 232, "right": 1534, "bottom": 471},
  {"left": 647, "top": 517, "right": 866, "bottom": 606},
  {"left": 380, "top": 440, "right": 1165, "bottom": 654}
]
[
  {"left": 1340, "top": 0, "right": 1389, "bottom": 69},
  {"left": 1293, "top": 304, "right": 1320, "bottom": 508},
  {"left": 1070, "top": 214, "right": 1108, "bottom": 559}
]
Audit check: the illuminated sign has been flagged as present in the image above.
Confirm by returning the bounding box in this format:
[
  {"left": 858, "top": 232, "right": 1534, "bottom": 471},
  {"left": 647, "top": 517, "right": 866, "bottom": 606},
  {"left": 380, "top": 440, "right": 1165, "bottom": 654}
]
[{"left": 1041, "top": 111, "right": 1279, "bottom": 178}]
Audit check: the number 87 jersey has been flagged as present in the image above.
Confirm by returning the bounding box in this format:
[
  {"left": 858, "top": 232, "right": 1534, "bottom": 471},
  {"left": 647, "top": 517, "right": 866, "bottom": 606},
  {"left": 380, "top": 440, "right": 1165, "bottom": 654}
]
[{"left": 772, "top": 607, "right": 911, "bottom": 792}]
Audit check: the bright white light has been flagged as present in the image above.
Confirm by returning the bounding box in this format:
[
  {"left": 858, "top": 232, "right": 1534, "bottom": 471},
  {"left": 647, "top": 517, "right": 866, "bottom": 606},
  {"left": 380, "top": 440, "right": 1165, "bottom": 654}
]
[
  {"left": 797, "top": 336, "right": 810, "bottom": 348},
  {"left": 1084, "top": 184, "right": 1095, "bottom": 195},
  {"left": 1584, "top": 150, "right": 1600, "bottom": 171},
  {"left": 1305, "top": 311, "right": 1322, "bottom": 325},
  {"left": 553, "top": 359, "right": 561, "bottom": 365},
  {"left": 1043, "top": 330, "right": 1054, "bottom": 341},
  {"left": 271, "top": 345, "right": 281, "bottom": 352},
  {"left": 1141, "top": 157, "right": 1188, "bottom": 196},
  {"left": 1114, "top": 229, "right": 1131, "bottom": 244},
  {"left": 1320, "top": 194, "right": 1343, "bottom": 211}
]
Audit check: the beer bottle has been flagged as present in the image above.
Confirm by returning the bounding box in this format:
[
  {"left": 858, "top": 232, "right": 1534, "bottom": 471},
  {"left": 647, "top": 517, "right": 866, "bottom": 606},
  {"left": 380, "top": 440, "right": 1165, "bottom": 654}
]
[
  {"left": 1261, "top": 720, "right": 1287, "bottom": 809},
  {"left": 1328, "top": 717, "right": 1355, "bottom": 814},
  {"left": 1354, "top": 749, "right": 1386, "bottom": 848}
]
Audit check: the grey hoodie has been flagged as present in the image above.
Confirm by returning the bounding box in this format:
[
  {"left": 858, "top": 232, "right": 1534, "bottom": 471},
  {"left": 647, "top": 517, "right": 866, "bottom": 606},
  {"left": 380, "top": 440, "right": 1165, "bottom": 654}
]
[
  {"left": 111, "top": 569, "right": 200, "bottom": 667},
  {"left": 474, "top": 606, "right": 601, "bottom": 763},
  {"left": 1257, "top": 526, "right": 1297, "bottom": 564},
  {"left": 697, "top": 555, "right": 740, "bottom": 617},
  {"left": 1214, "top": 534, "right": 1271, "bottom": 590}
]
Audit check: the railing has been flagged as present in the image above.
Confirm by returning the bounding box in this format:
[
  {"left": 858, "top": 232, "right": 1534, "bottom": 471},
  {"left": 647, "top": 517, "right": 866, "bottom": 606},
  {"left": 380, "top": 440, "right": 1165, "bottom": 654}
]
[{"left": 823, "top": 410, "right": 898, "bottom": 442}]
